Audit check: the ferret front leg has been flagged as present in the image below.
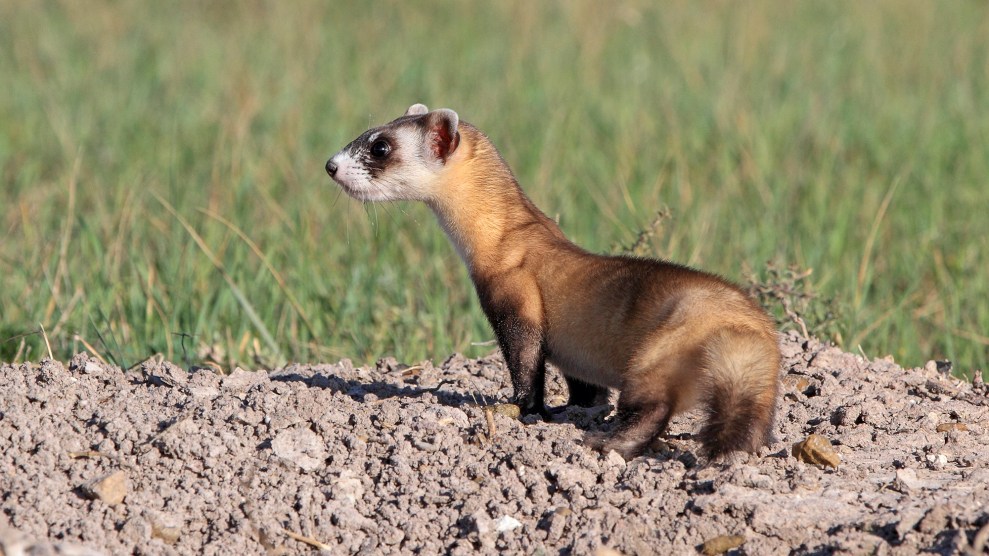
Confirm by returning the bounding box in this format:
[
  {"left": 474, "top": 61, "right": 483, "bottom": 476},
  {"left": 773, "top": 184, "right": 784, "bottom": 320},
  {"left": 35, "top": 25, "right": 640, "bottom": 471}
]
[{"left": 496, "top": 318, "right": 549, "bottom": 419}]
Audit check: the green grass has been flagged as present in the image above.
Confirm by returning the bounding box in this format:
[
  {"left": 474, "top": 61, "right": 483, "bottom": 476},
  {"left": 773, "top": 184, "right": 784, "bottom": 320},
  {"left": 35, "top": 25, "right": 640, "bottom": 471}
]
[{"left": 1, "top": 1, "right": 987, "bottom": 375}]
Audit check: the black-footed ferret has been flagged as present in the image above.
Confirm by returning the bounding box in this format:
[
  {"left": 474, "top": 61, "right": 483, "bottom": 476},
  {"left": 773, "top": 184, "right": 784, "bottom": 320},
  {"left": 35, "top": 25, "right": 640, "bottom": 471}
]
[{"left": 326, "top": 103, "right": 781, "bottom": 460}]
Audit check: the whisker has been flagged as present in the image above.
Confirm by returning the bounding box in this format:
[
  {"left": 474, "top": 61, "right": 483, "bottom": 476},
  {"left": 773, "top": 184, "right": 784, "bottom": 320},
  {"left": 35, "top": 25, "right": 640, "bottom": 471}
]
[
  {"left": 379, "top": 200, "right": 401, "bottom": 227},
  {"left": 364, "top": 201, "right": 380, "bottom": 237},
  {"left": 328, "top": 185, "right": 344, "bottom": 211}
]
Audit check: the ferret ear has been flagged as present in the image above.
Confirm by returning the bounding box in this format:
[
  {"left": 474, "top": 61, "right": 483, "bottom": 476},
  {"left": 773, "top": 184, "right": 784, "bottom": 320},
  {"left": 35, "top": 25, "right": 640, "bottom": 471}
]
[
  {"left": 425, "top": 108, "right": 460, "bottom": 162},
  {"left": 405, "top": 103, "right": 429, "bottom": 116}
]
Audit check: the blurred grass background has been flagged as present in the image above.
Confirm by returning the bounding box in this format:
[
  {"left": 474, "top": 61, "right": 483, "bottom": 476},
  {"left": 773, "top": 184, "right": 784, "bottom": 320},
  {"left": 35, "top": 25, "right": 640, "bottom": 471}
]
[{"left": 1, "top": 0, "right": 986, "bottom": 375}]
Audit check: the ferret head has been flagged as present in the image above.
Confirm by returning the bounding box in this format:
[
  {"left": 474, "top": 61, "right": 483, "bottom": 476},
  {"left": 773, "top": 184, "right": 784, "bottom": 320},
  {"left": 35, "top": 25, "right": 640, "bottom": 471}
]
[{"left": 325, "top": 104, "right": 460, "bottom": 202}]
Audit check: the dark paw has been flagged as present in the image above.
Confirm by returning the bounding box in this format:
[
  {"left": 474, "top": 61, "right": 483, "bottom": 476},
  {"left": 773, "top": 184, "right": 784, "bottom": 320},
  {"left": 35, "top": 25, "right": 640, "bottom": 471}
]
[
  {"left": 516, "top": 400, "right": 552, "bottom": 421},
  {"left": 536, "top": 405, "right": 554, "bottom": 421},
  {"left": 582, "top": 432, "right": 643, "bottom": 461}
]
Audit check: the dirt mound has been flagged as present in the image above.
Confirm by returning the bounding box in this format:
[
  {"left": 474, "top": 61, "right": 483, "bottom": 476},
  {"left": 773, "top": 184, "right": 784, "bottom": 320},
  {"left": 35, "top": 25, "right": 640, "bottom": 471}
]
[{"left": 2, "top": 332, "right": 988, "bottom": 555}]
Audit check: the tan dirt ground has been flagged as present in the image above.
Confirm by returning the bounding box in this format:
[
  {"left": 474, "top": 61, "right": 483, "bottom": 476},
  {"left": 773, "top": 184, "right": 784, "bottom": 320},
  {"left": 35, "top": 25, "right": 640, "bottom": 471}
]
[{"left": 1, "top": 332, "right": 988, "bottom": 555}]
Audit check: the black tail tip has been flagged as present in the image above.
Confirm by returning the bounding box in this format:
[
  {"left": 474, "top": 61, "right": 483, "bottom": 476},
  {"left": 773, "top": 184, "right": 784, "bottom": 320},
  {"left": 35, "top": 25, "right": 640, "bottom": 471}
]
[{"left": 698, "top": 406, "right": 775, "bottom": 460}]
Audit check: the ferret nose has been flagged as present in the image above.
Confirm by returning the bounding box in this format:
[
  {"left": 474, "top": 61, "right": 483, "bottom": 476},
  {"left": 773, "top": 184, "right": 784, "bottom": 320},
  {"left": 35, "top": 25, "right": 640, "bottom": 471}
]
[{"left": 325, "top": 159, "right": 338, "bottom": 177}]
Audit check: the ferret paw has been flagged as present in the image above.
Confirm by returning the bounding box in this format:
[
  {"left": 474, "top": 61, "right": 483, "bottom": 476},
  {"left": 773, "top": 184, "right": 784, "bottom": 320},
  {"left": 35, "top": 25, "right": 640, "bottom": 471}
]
[
  {"left": 547, "top": 405, "right": 570, "bottom": 416},
  {"left": 582, "top": 432, "right": 643, "bottom": 461},
  {"left": 515, "top": 401, "right": 552, "bottom": 421}
]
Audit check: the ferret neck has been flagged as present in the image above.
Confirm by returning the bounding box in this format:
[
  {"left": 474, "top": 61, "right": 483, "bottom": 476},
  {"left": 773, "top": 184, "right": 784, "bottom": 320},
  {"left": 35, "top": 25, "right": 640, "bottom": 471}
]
[{"left": 426, "top": 128, "right": 562, "bottom": 275}]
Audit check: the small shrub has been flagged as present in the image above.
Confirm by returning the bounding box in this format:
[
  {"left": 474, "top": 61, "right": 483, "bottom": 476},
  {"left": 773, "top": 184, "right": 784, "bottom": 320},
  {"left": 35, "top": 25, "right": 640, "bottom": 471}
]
[{"left": 744, "top": 261, "right": 843, "bottom": 343}]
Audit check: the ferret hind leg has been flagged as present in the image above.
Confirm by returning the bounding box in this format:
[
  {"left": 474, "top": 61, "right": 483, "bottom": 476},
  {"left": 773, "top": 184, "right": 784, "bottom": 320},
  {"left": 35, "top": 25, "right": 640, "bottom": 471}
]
[{"left": 585, "top": 391, "right": 672, "bottom": 460}]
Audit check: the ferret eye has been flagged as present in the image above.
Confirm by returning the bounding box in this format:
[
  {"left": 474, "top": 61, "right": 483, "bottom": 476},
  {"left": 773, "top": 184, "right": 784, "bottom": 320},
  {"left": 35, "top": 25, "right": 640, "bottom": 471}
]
[{"left": 370, "top": 140, "right": 391, "bottom": 159}]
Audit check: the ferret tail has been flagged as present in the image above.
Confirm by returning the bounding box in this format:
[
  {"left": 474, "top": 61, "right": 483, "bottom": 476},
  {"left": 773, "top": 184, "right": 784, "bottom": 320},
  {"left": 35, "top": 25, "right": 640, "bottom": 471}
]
[{"left": 697, "top": 328, "right": 781, "bottom": 460}]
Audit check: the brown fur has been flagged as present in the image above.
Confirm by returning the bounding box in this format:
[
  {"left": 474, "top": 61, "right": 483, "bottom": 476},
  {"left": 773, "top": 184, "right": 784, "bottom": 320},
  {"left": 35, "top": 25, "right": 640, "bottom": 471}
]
[{"left": 331, "top": 114, "right": 782, "bottom": 460}]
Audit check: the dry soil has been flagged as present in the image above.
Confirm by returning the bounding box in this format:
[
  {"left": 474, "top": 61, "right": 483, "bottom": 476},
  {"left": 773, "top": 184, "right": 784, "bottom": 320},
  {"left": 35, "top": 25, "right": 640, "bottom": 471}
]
[{"left": 1, "top": 332, "right": 988, "bottom": 555}]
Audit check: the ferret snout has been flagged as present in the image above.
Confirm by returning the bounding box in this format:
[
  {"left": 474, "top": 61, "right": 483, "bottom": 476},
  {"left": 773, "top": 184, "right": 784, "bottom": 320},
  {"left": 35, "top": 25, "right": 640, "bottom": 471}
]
[{"left": 325, "top": 158, "right": 338, "bottom": 177}]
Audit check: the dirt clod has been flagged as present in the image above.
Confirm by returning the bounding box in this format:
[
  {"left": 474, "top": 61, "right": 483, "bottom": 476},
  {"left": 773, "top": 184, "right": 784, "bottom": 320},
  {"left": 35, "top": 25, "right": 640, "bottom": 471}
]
[
  {"left": 150, "top": 521, "right": 181, "bottom": 544},
  {"left": 2, "top": 333, "right": 988, "bottom": 554},
  {"left": 791, "top": 434, "right": 841, "bottom": 468},
  {"left": 700, "top": 534, "right": 745, "bottom": 555},
  {"left": 79, "top": 471, "right": 128, "bottom": 505},
  {"left": 271, "top": 427, "right": 327, "bottom": 472},
  {"left": 490, "top": 402, "right": 521, "bottom": 419},
  {"left": 936, "top": 422, "right": 969, "bottom": 432},
  {"left": 495, "top": 515, "right": 522, "bottom": 532}
]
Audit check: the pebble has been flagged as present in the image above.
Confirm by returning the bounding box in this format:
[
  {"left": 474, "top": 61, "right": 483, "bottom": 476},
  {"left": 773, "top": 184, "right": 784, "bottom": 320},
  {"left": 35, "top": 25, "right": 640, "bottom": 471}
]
[
  {"left": 495, "top": 516, "right": 522, "bottom": 532},
  {"left": 490, "top": 403, "right": 521, "bottom": 419},
  {"left": 924, "top": 453, "right": 948, "bottom": 469},
  {"left": 271, "top": 427, "right": 326, "bottom": 472},
  {"left": 791, "top": 434, "right": 841, "bottom": 468},
  {"left": 79, "top": 470, "right": 128, "bottom": 505},
  {"left": 893, "top": 468, "right": 923, "bottom": 492},
  {"left": 700, "top": 534, "right": 745, "bottom": 555}
]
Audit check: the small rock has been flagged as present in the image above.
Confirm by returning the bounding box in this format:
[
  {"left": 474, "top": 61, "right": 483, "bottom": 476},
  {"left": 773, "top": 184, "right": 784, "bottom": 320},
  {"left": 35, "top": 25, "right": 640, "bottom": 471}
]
[
  {"left": 147, "top": 511, "right": 183, "bottom": 545},
  {"left": 490, "top": 403, "right": 521, "bottom": 419},
  {"left": 700, "top": 534, "right": 745, "bottom": 555},
  {"left": 271, "top": 427, "right": 326, "bottom": 472},
  {"left": 925, "top": 453, "right": 948, "bottom": 469},
  {"left": 791, "top": 434, "right": 841, "bottom": 468},
  {"left": 80, "top": 470, "right": 128, "bottom": 505},
  {"left": 83, "top": 361, "right": 103, "bottom": 374},
  {"left": 892, "top": 468, "right": 923, "bottom": 492},
  {"left": 495, "top": 515, "right": 522, "bottom": 533},
  {"left": 152, "top": 522, "right": 182, "bottom": 544},
  {"left": 332, "top": 470, "right": 365, "bottom": 505}
]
